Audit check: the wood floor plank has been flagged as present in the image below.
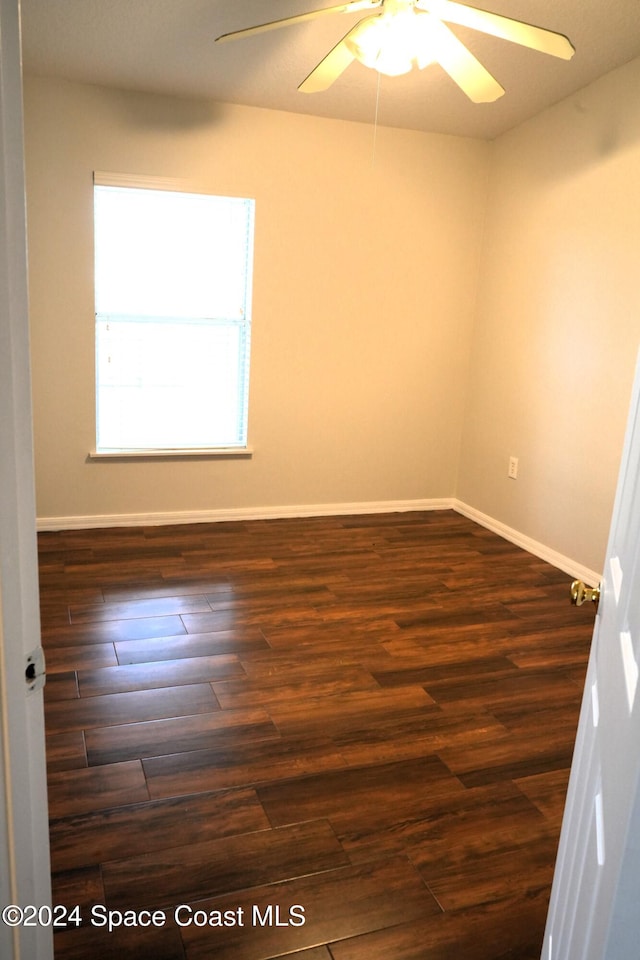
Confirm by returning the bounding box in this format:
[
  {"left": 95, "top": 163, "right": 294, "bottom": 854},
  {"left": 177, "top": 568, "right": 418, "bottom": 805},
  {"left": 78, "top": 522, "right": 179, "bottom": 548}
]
[
  {"left": 46, "top": 731, "right": 87, "bottom": 773},
  {"left": 42, "top": 614, "right": 187, "bottom": 646},
  {"left": 50, "top": 788, "right": 271, "bottom": 872},
  {"left": 77, "top": 655, "right": 244, "bottom": 698},
  {"left": 114, "top": 628, "right": 269, "bottom": 664},
  {"left": 200, "top": 587, "right": 337, "bottom": 613},
  {"left": 381, "top": 623, "right": 517, "bottom": 656},
  {"left": 47, "top": 760, "right": 149, "bottom": 818},
  {"left": 331, "top": 710, "right": 507, "bottom": 768},
  {"left": 328, "top": 891, "right": 550, "bottom": 960},
  {"left": 181, "top": 604, "right": 322, "bottom": 633},
  {"left": 313, "top": 596, "right": 444, "bottom": 624},
  {"left": 45, "top": 642, "right": 118, "bottom": 674},
  {"left": 515, "top": 768, "right": 572, "bottom": 825},
  {"left": 179, "top": 856, "right": 441, "bottom": 960},
  {"left": 502, "top": 596, "right": 591, "bottom": 627},
  {"left": 143, "top": 736, "right": 348, "bottom": 799},
  {"left": 272, "top": 949, "right": 331, "bottom": 960},
  {"left": 212, "top": 665, "right": 380, "bottom": 711},
  {"left": 51, "top": 865, "right": 104, "bottom": 917},
  {"left": 52, "top": 921, "right": 187, "bottom": 960},
  {"left": 394, "top": 600, "right": 521, "bottom": 630},
  {"left": 424, "top": 840, "right": 557, "bottom": 911},
  {"left": 421, "top": 667, "right": 583, "bottom": 714},
  {"left": 69, "top": 594, "right": 213, "bottom": 623},
  {"left": 317, "top": 576, "right": 445, "bottom": 602},
  {"left": 102, "top": 579, "right": 233, "bottom": 602},
  {"left": 436, "top": 720, "right": 577, "bottom": 787},
  {"left": 260, "top": 618, "right": 401, "bottom": 653},
  {"left": 507, "top": 641, "right": 594, "bottom": 671},
  {"left": 102, "top": 820, "right": 350, "bottom": 909},
  {"left": 266, "top": 687, "right": 436, "bottom": 738},
  {"left": 371, "top": 655, "right": 519, "bottom": 687},
  {"left": 337, "top": 780, "right": 544, "bottom": 864},
  {"left": 257, "top": 756, "right": 464, "bottom": 832},
  {"left": 84, "top": 707, "right": 280, "bottom": 766},
  {"left": 44, "top": 671, "right": 79, "bottom": 702},
  {"left": 45, "top": 683, "right": 219, "bottom": 734}
]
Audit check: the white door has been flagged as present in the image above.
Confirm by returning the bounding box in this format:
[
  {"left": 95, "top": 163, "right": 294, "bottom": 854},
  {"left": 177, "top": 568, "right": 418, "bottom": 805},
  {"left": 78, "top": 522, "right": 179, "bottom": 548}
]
[
  {"left": 0, "top": 0, "right": 54, "bottom": 957},
  {"left": 544, "top": 349, "right": 640, "bottom": 959}
]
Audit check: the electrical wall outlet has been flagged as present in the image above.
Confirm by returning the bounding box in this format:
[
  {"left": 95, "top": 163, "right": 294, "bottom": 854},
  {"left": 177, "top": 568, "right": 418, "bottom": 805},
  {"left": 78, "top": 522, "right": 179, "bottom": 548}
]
[{"left": 508, "top": 456, "right": 519, "bottom": 480}]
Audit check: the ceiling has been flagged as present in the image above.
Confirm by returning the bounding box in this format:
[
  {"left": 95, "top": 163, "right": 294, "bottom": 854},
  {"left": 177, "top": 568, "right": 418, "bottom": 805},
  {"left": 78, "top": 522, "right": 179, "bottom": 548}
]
[{"left": 20, "top": 0, "right": 640, "bottom": 140}]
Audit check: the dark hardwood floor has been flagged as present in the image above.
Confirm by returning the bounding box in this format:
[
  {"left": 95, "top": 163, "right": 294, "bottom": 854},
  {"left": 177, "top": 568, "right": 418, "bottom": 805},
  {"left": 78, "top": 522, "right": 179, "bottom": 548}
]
[{"left": 38, "top": 510, "right": 596, "bottom": 959}]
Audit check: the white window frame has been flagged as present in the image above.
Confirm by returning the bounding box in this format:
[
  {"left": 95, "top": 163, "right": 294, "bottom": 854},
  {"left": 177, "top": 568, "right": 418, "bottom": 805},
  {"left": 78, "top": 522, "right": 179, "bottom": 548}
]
[{"left": 92, "top": 172, "right": 255, "bottom": 459}]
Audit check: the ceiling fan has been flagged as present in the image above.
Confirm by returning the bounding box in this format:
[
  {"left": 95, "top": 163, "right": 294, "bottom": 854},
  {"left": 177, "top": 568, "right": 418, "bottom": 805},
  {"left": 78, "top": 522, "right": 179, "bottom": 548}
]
[{"left": 215, "top": 0, "right": 575, "bottom": 103}]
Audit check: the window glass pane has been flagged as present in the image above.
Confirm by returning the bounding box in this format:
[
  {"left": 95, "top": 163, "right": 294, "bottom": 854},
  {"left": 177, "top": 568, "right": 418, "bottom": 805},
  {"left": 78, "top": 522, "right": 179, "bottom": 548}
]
[
  {"left": 96, "top": 318, "right": 248, "bottom": 449},
  {"left": 95, "top": 187, "right": 252, "bottom": 320},
  {"left": 94, "top": 183, "right": 254, "bottom": 452}
]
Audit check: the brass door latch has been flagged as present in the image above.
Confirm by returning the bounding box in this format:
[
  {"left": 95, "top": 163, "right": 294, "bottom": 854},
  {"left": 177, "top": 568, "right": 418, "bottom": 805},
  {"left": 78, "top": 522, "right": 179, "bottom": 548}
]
[{"left": 571, "top": 580, "right": 601, "bottom": 606}]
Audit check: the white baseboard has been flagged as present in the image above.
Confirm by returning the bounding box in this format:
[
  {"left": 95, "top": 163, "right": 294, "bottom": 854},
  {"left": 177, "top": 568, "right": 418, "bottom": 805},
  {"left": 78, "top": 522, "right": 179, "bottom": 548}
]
[
  {"left": 36, "top": 497, "right": 601, "bottom": 585},
  {"left": 36, "top": 498, "right": 455, "bottom": 532},
  {"left": 453, "top": 499, "right": 602, "bottom": 585}
]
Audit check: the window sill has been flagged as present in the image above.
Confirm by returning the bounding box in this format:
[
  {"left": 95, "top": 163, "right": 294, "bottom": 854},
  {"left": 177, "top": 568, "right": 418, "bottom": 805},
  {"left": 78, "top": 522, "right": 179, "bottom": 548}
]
[{"left": 88, "top": 446, "right": 254, "bottom": 461}]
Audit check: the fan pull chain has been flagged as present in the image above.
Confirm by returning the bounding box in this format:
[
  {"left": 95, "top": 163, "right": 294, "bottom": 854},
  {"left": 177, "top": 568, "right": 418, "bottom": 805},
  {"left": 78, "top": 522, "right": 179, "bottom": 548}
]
[{"left": 371, "top": 69, "right": 381, "bottom": 167}]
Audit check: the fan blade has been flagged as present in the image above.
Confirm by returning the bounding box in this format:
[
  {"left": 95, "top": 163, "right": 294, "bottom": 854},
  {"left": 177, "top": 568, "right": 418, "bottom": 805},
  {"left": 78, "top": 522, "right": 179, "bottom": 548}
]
[
  {"left": 420, "top": 0, "right": 575, "bottom": 60},
  {"left": 215, "top": 0, "right": 381, "bottom": 43},
  {"left": 298, "top": 24, "right": 363, "bottom": 92},
  {"left": 426, "top": 17, "right": 504, "bottom": 102}
]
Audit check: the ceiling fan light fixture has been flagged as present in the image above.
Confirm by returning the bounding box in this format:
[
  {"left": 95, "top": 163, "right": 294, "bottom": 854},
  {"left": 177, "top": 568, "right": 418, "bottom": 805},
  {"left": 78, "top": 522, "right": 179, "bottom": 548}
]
[
  {"left": 217, "top": 0, "right": 575, "bottom": 102},
  {"left": 345, "top": 8, "right": 435, "bottom": 77}
]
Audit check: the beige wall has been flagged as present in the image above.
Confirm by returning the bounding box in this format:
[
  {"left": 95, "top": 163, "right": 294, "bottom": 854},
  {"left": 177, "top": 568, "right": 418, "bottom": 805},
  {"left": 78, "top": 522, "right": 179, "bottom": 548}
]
[
  {"left": 24, "top": 76, "right": 488, "bottom": 522},
  {"left": 458, "top": 57, "right": 640, "bottom": 575}
]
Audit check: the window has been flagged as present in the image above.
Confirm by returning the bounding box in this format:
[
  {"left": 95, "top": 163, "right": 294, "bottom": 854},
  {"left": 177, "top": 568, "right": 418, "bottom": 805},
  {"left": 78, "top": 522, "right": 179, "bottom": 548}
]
[{"left": 94, "top": 177, "right": 255, "bottom": 454}]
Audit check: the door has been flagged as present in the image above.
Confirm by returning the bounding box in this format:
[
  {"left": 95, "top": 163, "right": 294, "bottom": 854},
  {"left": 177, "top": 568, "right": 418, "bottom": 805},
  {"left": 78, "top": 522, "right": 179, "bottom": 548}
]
[
  {"left": 544, "top": 349, "right": 640, "bottom": 959},
  {"left": 0, "top": 0, "right": 54, "bottom": 957}
]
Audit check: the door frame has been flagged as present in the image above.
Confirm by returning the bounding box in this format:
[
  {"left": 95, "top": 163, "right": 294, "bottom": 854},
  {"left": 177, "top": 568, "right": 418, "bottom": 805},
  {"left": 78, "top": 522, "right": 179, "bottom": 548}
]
[{"left": 0, "top": 0, "right": 53, "bottom": 956}]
